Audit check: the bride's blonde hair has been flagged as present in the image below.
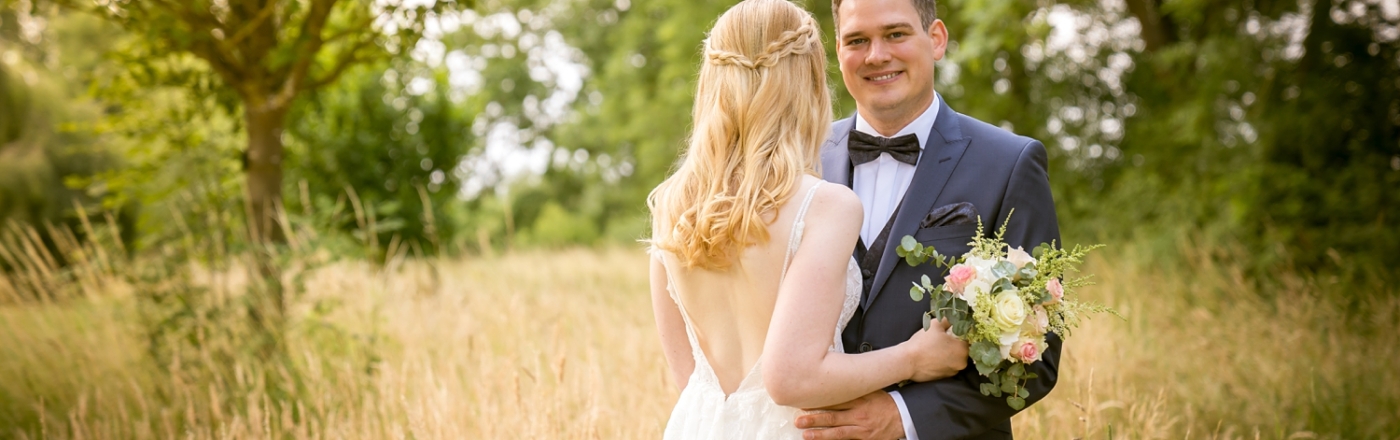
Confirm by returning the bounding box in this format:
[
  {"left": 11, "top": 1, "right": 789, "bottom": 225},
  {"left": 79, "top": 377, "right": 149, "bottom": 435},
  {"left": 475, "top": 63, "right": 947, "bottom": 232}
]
[{"left": 648, "top": 0, "right": 831, "bottom": 270}]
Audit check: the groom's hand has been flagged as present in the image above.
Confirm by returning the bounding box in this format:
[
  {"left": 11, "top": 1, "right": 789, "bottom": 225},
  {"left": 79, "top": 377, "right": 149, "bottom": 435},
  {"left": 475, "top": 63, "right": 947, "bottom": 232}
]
[{"left": 795, "top": 391, "right": 903, "bottom": 440}]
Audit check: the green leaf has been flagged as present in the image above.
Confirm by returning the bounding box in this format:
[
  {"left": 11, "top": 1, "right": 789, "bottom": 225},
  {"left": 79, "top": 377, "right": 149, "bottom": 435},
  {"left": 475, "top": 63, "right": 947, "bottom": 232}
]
[
  {"left": 1018, "top": 388, "right": 1030, "bottom": 398},
  {"left": 1008, "top": 363, "right": 1025, "bottom": 377},
  {"left": 953, "top": 297, "right": 970, "bottom": 314},
  {"left": 910, "top": 284, "right": 925, "bottom": 302},
  {"left": 994, "top": 278, "right": 1017, "bottom": 294},
  {"left": 1007, "top": 396, "right": 1025, "bottom": 410},
  {"left": 906, "top": 253, "right": 920, "bottom": 267},
  {"left": 901, "top": 235, "right": 917, "bottom": 253},
  {"left": 921, "top": 274, "right": 933, "bottom": 290},
  {"left": 1022, "top": 373, "right": 1038, "bottom": 380},
  {"left": 952, "top": 319, "right": 972, "bottom": 337},
  {"left": 1033, "top": 243, "right": 1051, "bottom": 258},
  {"left": 922, "top": 312, "right": 932, "bottom": 330},
  {"left": 992, "top": 261, "right": 1016, "bottom": 278},
  {"left": 1000, "top": 380, "right": 1016, "bottom": 395},
  {"left": 976, "top": 362, "right": 998, "bottom": 377},
  {"left": 980, "top": 383, "right": 994, "bottom": 396},
  {"left": 1020, "top": 267, "right": 1038, "bottom": 279},
  {"left": 971, "top": 342, "right": 1001, "bottom": 372}
]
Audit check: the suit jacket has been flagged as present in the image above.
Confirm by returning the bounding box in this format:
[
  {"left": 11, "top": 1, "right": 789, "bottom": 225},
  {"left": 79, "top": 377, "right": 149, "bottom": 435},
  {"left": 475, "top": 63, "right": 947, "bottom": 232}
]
[{"left": 820, "top": 96, "right": 1062, "bottom": 440}]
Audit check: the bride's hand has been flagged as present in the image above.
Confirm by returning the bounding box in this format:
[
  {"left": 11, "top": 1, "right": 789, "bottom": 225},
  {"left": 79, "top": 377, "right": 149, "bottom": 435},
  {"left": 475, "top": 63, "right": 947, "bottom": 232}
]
[{"left": 899, "top": 317, "right": 969, "bottom": 382}]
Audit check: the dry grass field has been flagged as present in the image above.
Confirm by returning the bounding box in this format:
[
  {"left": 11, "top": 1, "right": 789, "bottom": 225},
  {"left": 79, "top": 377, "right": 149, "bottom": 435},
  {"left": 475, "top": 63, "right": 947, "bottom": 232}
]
[{"left": 2, "top": 246, "right": 1397, "bottom": 439}]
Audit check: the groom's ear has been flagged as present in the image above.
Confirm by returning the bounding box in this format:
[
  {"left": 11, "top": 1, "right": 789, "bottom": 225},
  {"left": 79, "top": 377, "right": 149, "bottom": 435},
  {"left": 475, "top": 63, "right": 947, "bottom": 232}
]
[{"left": 927, "top": 19, "right": 948, "bottom": 61}]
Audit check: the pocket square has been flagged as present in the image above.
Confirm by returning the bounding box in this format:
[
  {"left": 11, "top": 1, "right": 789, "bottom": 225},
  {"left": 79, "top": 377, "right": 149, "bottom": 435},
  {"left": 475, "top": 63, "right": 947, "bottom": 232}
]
[{"left": 920, "top": 202, "right": 979, "bottom": 229}]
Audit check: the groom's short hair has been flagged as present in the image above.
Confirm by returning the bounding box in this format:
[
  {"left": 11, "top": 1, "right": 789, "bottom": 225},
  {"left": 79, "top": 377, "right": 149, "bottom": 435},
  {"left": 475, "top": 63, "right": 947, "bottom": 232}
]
[{"left": 832, "top": 0, "right": 938, "bottom": 32}]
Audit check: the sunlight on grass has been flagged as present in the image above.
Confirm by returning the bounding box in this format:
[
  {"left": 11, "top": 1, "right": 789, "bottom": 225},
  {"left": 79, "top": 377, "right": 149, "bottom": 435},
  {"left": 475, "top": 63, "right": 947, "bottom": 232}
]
[{"left": 2, "top": 246, "right": 1396, "bottom": 439}]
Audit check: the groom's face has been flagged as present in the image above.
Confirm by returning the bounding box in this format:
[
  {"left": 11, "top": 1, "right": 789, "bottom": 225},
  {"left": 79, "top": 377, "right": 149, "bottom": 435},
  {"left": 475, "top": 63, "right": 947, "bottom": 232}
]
[{"left": 835, "top": 0, "right": 946, "bottom": 126}]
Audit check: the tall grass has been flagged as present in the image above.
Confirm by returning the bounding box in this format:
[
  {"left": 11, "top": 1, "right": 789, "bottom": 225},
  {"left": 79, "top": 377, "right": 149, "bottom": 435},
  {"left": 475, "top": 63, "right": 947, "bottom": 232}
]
[{"left": 2, "top": 243, "right": 1397, "bottom": 438}]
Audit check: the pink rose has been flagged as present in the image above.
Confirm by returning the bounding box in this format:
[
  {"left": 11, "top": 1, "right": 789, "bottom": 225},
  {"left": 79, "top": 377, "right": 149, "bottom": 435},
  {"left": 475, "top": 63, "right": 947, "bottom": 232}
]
[
  {"left": 1045, "top": 278, "right": 1064, "bottom": 305},
  {"left": 1015, "top": 340, "right": 1040, "bottom": 363},
  {"left": 945, "top": 264, "right": 977, "bottom": 294}
]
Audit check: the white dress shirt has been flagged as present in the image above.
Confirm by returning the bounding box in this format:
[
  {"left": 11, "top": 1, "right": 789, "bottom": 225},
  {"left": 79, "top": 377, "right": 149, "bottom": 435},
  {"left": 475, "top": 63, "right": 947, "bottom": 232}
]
[
  {"left": 851, "top": 94, "right": 940, "bottom": 440},
  {"left": 852, "top": 95, "right": 940, "bottom": 246}
]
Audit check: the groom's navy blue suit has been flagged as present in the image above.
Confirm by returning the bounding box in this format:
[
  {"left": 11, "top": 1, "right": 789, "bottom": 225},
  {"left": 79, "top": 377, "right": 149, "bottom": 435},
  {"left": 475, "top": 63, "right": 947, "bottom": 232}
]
[{"left": 821, "top": 96, "right": 1062, "bottom": 440}]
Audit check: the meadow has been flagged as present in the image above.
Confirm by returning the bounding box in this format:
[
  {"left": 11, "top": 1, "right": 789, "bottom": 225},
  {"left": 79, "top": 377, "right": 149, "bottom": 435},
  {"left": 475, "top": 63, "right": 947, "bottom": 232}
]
[{"left": 2, "top": 244, "right": 1397, "bottom": 439}]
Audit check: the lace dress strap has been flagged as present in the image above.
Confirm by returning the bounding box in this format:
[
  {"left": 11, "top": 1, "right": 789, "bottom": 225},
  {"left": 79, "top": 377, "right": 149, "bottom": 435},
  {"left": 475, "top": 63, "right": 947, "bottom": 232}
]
[{"left": 779, "top": 181, "right": 824, "bottom": 282}]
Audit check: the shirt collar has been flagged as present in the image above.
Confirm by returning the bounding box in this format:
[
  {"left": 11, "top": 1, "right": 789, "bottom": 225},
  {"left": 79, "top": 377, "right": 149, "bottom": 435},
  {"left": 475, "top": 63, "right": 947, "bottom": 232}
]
[{"left": 852, "top": 93, "right": 941, "bottom": 151}]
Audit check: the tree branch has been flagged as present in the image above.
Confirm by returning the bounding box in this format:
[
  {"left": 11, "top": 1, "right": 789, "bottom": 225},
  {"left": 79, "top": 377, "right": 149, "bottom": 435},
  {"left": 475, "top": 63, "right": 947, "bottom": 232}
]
[
  {"left": 269, "top": 0, "right": 337, "bottom": 109},
  {"left": 225, "top": 0, "right": 279, "bottom": 48},
  {"left": 304, "top": 35, "right": 377, "bottom": 92}
]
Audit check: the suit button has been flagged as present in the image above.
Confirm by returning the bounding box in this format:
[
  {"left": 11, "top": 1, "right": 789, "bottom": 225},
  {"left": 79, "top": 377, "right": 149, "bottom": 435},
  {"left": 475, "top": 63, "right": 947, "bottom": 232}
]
[
  {"left": 859, "top": 342, "right": 873, "bottom": 352},
  {"left": 862, "top": 269, "right": 873, "bottom": 279}
]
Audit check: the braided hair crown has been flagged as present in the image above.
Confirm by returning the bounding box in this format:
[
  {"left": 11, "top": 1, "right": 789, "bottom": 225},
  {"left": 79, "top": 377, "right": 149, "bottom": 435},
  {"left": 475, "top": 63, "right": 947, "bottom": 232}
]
[{"left": 703, "top": 15, "right": 821, "bottom": 70}]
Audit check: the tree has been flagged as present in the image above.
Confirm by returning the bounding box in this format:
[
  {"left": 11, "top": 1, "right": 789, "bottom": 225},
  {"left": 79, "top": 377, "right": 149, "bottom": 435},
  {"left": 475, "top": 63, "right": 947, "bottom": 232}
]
[{"left": 54, "top": 0, "right": 468, "bottom": 243}]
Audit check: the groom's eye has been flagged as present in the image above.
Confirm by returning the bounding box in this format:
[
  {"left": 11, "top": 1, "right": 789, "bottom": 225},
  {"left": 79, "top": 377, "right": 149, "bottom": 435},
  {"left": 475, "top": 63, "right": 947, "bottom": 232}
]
[{"left": 846, "top": 38, "right": 868, "bottom": 46}]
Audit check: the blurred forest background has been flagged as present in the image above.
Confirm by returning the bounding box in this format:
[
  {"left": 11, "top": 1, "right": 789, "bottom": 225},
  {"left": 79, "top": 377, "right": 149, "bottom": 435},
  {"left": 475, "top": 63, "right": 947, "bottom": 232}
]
[{"left": 1, "top": 0, "right": 1397, "bottom": 438}]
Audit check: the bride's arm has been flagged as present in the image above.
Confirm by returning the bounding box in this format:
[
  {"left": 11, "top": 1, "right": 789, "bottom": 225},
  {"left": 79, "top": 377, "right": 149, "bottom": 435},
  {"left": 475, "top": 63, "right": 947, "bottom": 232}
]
[
  {"left": 762, "top": 184, "right": 963, "bottom": 409},
  {"left": 651, "top": 254, "right": 695, "bottom": 392}
]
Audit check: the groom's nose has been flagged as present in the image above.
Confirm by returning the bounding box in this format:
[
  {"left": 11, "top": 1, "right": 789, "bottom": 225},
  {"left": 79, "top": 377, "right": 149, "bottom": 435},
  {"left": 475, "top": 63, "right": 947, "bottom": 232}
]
[{"left": 865, "top": 40, "right": 893, "bottom": 65}]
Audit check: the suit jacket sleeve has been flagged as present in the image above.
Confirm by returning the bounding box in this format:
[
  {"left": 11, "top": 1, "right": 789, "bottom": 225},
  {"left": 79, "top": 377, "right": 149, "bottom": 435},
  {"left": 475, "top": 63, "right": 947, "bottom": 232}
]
[{"left": 896, "top": 139, "right": 1063, "bottom": 439}]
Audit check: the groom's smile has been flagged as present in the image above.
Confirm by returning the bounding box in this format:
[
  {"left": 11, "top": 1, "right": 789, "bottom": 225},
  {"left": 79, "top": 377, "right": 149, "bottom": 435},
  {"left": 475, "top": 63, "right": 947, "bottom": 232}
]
[
  {"left": 835, "top": 0, "right": 947, "bottom": 136},
  {"left": 864, "top": 71, "right": 904, "bottom": 85}
]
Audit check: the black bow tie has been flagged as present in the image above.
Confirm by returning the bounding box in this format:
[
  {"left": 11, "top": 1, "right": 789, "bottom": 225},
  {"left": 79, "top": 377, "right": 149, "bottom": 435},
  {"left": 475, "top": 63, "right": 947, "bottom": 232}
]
[{"left": 848, "top": 130, "right": 921, "bottom": 166}]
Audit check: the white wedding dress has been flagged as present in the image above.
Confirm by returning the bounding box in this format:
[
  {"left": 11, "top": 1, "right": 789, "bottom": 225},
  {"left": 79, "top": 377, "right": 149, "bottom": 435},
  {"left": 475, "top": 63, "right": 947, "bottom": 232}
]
[{"left": 656, "top": 181, "right": 864, "bottom": 440}]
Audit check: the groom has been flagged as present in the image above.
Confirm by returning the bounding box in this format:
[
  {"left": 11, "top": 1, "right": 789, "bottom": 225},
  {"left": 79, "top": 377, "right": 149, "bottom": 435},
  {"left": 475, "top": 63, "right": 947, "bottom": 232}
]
[{"left": 799, "top": 0, "right": 1062, "bottom": 438}]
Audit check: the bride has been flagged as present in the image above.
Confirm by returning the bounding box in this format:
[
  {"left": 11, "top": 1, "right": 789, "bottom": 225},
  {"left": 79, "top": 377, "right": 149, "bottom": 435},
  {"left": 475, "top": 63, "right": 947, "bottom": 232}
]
[{"left": 646, "top": 0, "right": 969, "bottom": 437}]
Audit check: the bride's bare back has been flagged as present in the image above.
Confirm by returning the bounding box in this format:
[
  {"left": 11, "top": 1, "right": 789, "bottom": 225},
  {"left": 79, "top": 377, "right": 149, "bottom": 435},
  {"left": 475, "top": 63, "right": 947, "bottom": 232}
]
[{"left": 658, "top": 177, "right": 820, "bottom": 395}]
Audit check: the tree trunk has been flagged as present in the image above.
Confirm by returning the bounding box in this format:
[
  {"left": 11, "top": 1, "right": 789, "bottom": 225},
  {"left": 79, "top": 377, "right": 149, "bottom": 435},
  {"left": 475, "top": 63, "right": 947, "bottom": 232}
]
[
  {"left": 244, "top": 104, "right": 289, "bottom": 244},
  {"left": 243, "top": 103, "right": 289, "bottom": 349}
]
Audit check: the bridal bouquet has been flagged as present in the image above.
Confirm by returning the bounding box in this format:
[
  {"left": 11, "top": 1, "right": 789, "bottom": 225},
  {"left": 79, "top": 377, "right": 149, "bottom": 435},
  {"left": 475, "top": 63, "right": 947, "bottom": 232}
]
[{"left": 895, "top": 211, "right": 1116, "bottom": 410}]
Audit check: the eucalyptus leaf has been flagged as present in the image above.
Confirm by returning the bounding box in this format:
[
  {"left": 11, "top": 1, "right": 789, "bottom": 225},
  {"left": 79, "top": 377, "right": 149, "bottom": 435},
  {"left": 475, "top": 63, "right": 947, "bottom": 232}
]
[
  {"left": 994, "top": 278, "right": 1016, "bottom": 293},
  {"left": 980, "top": 383, "right": 994, "bottom": 396},
  {"left": 921, "top": 274, "right": 933, "bottom": 290},
  {"left": 976, "top": 362, "right": 997, "bottom": 377},
  {"left": 901, "top": 235, "right": 917, "bottom": 253},
  {"left": 1018, "top": 388, "right": 1030, "bottom": 398},
  {"left": 910, "top": 284, "right": 925, "bottom": 301},
  {"left": 953, "top": 297, "right": 970, "bottom": 314},
  {"left": 971, "top": 342, "right": 1001, "bottom": 372},
  {"left": 952, "top": 319, "right": 972, "bottom": 337},
  {"left": 1009, "top": 363, "right": 1025, "bottom": 377},
  {"left": 1033, "top": 243, "right": 1051, "bottom": 258},
  {"left": 992, "top": 261, "right": 1016, "bottom": 278},
  {"left": 922, "top": 312, "right": 932, "bottom": 330},
  {"left": 1007, "top": 396, "right": 1025, "bottom": 410},
  {"left": 1000, "top": 380, "right": 1016, "bottom": 395}
]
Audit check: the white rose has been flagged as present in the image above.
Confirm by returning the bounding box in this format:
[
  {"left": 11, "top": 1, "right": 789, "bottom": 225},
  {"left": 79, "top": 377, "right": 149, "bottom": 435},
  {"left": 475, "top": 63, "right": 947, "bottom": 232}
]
[
  {"left": 1006, "top": 246, "right": 1036, "bottom": 270},
  {"left": 961, "top": 279, "right": 993, "bottom": 305},
  {"left": 990, "top": 290, "right": 1027, "bottom": 332},
  {"left": 965, "top": 256, "right": 997, "bottom": 274},
  {"left": 998, "top": 330, "right": 1021, "bottom": 361}
]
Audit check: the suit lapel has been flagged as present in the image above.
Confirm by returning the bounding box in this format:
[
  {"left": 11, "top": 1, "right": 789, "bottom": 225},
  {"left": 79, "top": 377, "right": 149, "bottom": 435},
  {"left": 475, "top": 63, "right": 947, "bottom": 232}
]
[
  {"left": 820, "top": 117, "right": 855, "bottom": 188},
  {"left": 864, "top": 97, "right": 972, "bottom": 309}
]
